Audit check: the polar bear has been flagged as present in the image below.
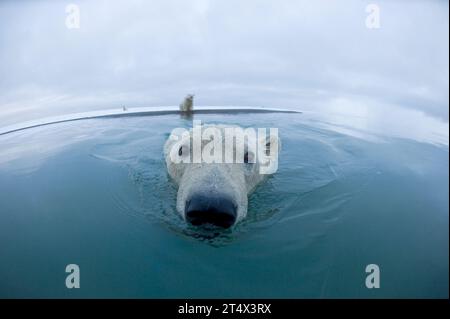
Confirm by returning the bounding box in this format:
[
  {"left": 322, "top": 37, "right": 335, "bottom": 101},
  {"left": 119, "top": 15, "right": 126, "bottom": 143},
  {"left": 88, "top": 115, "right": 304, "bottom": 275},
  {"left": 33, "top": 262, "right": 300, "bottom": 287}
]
[
  {"left": 179, "top": 94, "right": 194, "bottom": 113},
  {"left": 164, "top": 122, "right": 280, "bottom": 228}
]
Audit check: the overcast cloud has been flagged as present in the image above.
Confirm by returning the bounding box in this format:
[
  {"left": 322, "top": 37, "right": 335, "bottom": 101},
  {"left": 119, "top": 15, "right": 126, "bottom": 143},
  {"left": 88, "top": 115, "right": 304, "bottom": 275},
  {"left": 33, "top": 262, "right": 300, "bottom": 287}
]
[{"left": 0, "top": 0, "right": 448, "bottom": 126}]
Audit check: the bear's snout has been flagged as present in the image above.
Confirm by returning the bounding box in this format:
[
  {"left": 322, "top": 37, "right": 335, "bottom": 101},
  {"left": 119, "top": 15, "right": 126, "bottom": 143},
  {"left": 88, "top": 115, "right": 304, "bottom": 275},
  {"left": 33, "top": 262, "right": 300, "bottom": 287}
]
[{"left": 185, "top": 193, "right": 237, "bottom": 228}]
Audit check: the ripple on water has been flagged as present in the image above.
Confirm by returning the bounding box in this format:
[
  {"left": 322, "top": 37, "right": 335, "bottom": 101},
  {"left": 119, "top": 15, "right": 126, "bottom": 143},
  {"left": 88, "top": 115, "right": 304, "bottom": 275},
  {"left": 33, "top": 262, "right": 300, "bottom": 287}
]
[{"left": 87, "top": 115, "right": 376, "bottom": 246}]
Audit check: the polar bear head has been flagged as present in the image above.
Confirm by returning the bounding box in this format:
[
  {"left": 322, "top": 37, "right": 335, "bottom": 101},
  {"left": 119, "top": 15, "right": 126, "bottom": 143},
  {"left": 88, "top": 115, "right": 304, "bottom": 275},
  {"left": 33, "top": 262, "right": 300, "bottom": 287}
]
[{"left": 164, "top": 122, "right": 280, "bottom": 228}]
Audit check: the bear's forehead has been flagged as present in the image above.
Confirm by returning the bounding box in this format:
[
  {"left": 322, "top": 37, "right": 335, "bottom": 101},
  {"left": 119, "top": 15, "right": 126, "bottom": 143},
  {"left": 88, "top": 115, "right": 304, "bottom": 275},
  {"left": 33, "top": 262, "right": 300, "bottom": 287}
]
[
  {"left": 183, "top": 131, "right": 258, "bottom": 147},
  {"left": 168, "top": 125, "right": 269, "bottom": 153},
  {"left": 187, "top": 125, "right": 258, "bottom": 140}
]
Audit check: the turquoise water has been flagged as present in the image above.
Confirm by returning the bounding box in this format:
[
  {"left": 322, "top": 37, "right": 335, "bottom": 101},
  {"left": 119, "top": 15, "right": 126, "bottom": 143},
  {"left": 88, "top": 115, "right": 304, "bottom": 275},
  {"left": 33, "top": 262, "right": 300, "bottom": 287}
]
[{"left": 0, "top": 112, "right": 448, "bottom": 298}]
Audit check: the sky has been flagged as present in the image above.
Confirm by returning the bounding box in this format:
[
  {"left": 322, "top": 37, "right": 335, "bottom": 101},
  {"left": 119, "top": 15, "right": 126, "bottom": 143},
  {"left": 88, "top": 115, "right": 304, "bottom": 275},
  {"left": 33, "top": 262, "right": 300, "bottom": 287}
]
[{"left": 0, "top": 0, "right": 448, "bottom": 127}]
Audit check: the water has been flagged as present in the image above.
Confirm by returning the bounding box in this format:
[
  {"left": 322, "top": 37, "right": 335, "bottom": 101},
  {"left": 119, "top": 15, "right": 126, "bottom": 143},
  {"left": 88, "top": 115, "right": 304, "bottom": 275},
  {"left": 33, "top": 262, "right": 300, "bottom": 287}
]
[{"left": 0, "top": 112, "right": 448, "bottom": 298}]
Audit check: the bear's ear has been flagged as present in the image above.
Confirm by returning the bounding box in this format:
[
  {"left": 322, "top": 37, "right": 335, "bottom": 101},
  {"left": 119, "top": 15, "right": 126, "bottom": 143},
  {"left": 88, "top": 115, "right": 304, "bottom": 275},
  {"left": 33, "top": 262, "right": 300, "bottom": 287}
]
[
  {"left": 258, "top": 129, "right": 281, "bottom": 156},
  {"left": 164, "top": 128, "right": 190, "bottom": 158},
  {"left": 257, "top": 129, "right": 280, "bottom": 175}
]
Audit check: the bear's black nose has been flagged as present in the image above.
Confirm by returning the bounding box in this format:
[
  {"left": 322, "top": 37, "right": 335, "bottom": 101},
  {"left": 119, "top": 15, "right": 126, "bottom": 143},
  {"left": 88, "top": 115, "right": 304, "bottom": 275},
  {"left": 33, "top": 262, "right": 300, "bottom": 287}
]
[{"left": 185, "top": 194, "right": 237, "bottom": 228}]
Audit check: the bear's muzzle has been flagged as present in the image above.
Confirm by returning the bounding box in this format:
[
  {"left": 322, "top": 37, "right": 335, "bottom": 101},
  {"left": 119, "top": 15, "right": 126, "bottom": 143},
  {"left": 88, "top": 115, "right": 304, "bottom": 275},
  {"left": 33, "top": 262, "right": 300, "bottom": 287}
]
[{"left": 185, "top": 193, "right": 237, "bottom": 228}]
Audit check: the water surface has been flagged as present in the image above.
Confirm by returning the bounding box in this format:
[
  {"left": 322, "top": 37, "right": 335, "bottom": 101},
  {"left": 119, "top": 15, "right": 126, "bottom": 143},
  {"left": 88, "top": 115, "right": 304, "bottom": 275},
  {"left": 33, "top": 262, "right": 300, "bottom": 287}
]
[{"left": 0, "top": 112, "right": 448, "bottom": 298}]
